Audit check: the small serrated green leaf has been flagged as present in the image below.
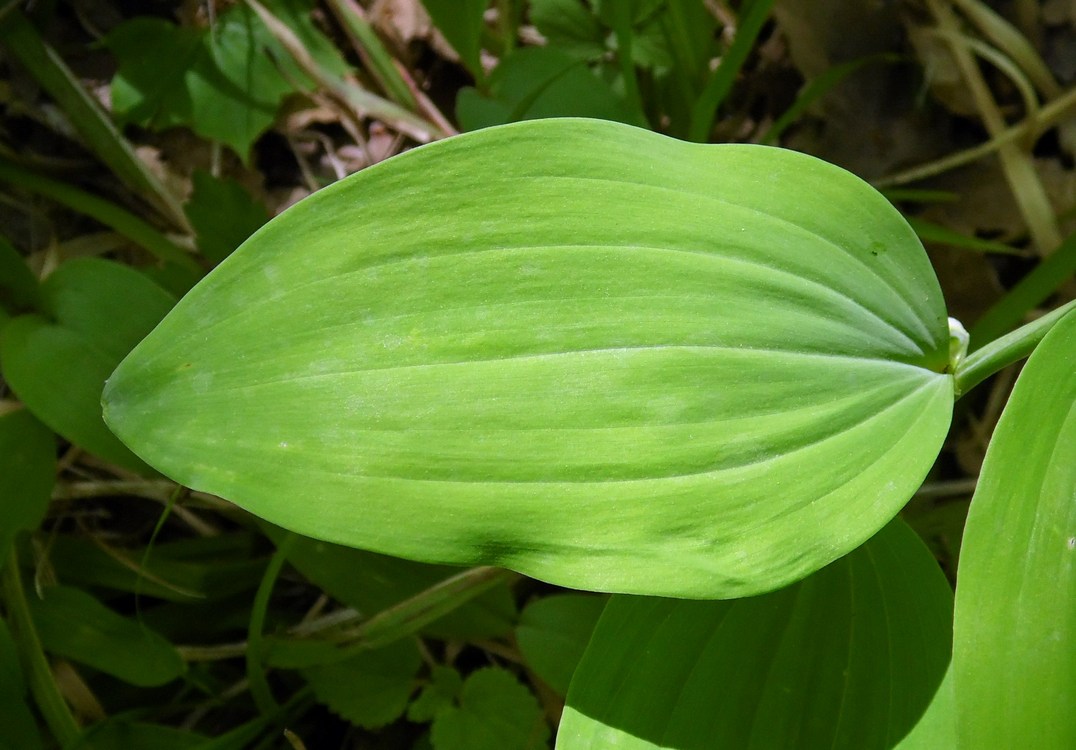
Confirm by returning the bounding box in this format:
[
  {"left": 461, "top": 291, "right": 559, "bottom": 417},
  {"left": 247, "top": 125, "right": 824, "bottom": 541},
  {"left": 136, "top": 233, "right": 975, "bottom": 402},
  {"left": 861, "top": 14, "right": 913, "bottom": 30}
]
[
  {"left": 408, "top": 666, "right": 464, "bottom": 722},
  {"left": 106, "top": 18, "right": 205, "bottom": 131},
  {"left": 303, "top": 640, "right": 421, "bottom": 729},
  {"left": 431, "top": 667, "right": 549, "bottom": 750},
  {"left": 29, "top": 585, "right": 185, "bottom": 687}
]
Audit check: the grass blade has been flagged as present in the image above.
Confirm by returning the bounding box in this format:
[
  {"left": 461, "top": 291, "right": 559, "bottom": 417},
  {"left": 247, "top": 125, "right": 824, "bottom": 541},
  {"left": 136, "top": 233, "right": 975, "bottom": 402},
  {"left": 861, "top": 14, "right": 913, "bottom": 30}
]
[{"left": 0, "top": 8, "right": 190, "bottom": 231}]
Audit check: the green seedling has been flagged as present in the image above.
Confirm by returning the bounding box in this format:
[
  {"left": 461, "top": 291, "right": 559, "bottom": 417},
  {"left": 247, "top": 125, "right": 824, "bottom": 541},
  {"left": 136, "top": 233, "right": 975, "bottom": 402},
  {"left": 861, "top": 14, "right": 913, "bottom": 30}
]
[{"left": 102, "top": 118, "right": 1075, "bottom": 749}]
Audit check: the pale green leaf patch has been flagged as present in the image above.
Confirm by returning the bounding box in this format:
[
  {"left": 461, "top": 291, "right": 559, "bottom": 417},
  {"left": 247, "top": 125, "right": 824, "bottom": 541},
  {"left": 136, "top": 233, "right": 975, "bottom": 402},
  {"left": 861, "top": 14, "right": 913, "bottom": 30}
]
[
  {"left": 104, "top": 118, "right": 953, "bottom": 598},
  {"left": 953, "top": 309, "right": 1076, "bottom": 748}
]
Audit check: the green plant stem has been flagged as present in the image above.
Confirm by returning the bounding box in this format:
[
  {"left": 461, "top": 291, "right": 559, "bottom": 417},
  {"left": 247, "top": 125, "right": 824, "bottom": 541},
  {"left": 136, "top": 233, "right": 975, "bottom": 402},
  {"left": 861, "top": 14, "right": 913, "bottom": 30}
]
[
  {"left": 1, "top": 549, "right": 82, "bottom": 747},
  {"left": 336, "top": 566, "right": 517, "bottom": 652},
  {"left": 761, "top": 54, "right": 900, "bottom": 145},
  {"left": 246, "top": 533, "right": 296, "bottom": 716},
  {"left": 970, "top": 230, "right": 1076, "bottom": 348},
  {"left": 324, "top": 0, "right": 418, "bottom": 111},
  {"left": 0, "top": 157, "right": 201, "bottom": 279},
  {"left": 191, "top": 687, "right": 312, "bottom": 750},
  {"left": 954, "top": 300, "right": 1076, "bottom": 397},
  {"left": 610, "top": 4, "right": 644, "bottom": 126},
  {"left": 245, "top": 0, "right": 442, "bottom": 144},
  {"left": 874, "top": 84, "right": 1076, "bottom": 189},
  {"left": 180, "top": 565, "right": 516, "bottom": 666}
]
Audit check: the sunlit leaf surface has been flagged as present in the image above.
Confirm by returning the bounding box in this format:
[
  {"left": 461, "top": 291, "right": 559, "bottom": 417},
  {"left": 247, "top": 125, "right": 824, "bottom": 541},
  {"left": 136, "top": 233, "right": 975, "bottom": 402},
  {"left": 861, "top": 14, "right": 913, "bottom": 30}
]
[
  {"left": 104, "top": 118, "right": 953, "bottom": 598},
  {"left": 953, "top": 309, "right": 1076, "bottom": 749},
  {"left": 558, "top": 520, "right": 954, "bottom": 749}
]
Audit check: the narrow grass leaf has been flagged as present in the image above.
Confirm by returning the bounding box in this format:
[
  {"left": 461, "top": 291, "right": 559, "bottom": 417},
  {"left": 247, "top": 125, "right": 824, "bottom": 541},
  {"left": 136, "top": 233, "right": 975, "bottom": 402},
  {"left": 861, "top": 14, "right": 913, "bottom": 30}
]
[
  {"left": 0, "top": 158, "right": 200, "bottom": 279},
  {"left": 969, "top": 228, "right": 1076, "bottom": 348},
  {"left": 762, "top": 54, "right": 902, "bottom": 145},
  {"left": 275, "top": 528, "right": 516, "bottom": 639},
  {"left": 326, "top": 0, "right": 419, "bottom": 110},
  {"left": 558, "top": 520, "right": 954, "bottom": 749},
  {"left": 74, "top": 720, "right": 209, "bottom": 750},
  {"left": 29, "top": 585, "right": 185, "bottom": 687},
  {"left": 688, "top": 0, "right": 775, "bottom": 141},
  {"left": 0, "top": 619, "right": 44, "bottom": 750},
  {"left": 953, "top": 309, "right": 1076, "bottom": 749},
  {"left": 0, "top": 410, "right": 55, "bottom": 564},
  {"left": 103, "top": 119, "right": 953, "bottom": 599},
  {"left": 48, "top": 532, "right": 265, "bottom": 602},
  {"left": 906, "top": 217, "right": 1021, "bottom": 255},
  {"left": 0, "top": 10, "right": 189, "bottom": 229}
]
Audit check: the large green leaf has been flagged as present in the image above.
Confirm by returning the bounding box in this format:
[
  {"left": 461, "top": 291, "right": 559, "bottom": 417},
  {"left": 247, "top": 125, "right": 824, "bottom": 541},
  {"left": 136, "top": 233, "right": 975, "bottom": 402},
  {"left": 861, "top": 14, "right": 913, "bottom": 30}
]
[
  {"left": 558, "top": 520, "right": 954, "bottom": 749},
  {"left": 952, "top": 309, "right": 1076, "bottom": 748},
  {"left": 103, "top": 118, "right": 953, "bottom": 598}
]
